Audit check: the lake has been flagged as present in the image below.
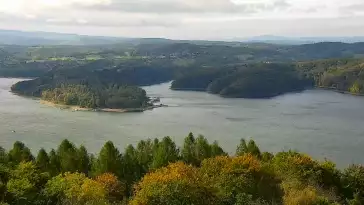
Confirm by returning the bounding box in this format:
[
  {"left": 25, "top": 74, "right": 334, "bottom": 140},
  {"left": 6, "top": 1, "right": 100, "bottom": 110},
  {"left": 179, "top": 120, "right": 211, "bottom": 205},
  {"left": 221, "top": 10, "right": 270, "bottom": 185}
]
[{"left": 1, "top": 78, "right": 364, "bottom": 167}]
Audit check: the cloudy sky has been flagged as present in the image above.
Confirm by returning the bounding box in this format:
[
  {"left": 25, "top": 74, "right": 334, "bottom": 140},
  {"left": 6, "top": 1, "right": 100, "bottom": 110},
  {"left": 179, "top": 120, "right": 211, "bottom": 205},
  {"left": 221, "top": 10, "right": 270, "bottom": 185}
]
[{"left": 0, "top": 0, "right": 363, "bottom": 39}]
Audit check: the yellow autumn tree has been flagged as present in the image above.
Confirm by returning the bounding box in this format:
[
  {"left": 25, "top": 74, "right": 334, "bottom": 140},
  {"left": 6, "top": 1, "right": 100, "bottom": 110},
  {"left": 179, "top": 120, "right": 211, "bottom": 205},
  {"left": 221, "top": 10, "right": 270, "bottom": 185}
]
[
  {"left": 95, "top": 173, "right": 126, "bottom": 202},
  {"left": 199, "top": 154, "right": 282, "bottom": 204},
  {"left": 130, "top": 162, "right": 219, "bottom": 205},
  {"left": 272, "top": 151, "right": 341, "bottom": 189},
  {"left": 282, "top": 180, "right": 338, "bottom": 205},
  {"left": 45, "top": 172, "right": 108, "bottom": 205}
]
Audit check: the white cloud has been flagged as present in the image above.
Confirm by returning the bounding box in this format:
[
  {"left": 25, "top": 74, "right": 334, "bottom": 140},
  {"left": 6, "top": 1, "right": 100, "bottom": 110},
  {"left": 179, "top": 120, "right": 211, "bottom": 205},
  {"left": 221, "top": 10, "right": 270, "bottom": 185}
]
[{"left": 0, "top": 0, "right": 364, "bottom": 39}]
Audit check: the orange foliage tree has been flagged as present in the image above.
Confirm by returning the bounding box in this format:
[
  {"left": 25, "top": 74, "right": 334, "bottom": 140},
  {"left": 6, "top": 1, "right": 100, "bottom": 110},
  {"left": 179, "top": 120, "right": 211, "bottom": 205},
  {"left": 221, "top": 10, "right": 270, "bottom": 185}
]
[{"left": 130, "top": 162, "right": 220, "bottom": 205}]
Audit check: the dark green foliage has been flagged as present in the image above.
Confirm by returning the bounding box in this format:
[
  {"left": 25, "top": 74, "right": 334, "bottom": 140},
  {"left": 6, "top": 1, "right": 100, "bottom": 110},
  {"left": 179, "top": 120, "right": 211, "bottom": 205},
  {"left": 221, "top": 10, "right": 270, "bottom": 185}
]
[
  {"left": 92, "top": 141, "right": 123, "bottom": 178},
  {"left": 236, "top": 139, "right": 261, "bottom": 158},
  {"left": 172, "top": 63, "right": 312, "bottom": 98},
  {"left": 171, "top": 68, "right": 225, "bottom": 91},
  {"left": 48, "top": 149, "right": 60, "bottom": 176},
  {"left": 57, "top": 140, "right": 79, "bottom": 173},
  {"left": 77, "top": 145, "right": 90, "bottom": 175},
  {"left": 135, "top": 139, "right": 154, "bottom": 176},
  {"left": 247, "top": 140, "right": 261, "bottom": 158},
  {"left": 342, "top": 165, "right": 364, "bottom": 202},
  {"left": 195, "top": 135, "right": 212, "bottom": 163},
  {"left": 151, "top": 137, "right": 179, "bottom": 169},
  {"left": 181, "top": 133, "right": 198, "bottom": 165},
  {"left": 181, "top": 133, "right": 226, "bottom": 166},
  {"left": 40, "top": 83, "right": 149, "bottom": 109},
  {"left": 210, "top": 141, "right": 226, "bottom": 157},
  {"left": 236, "top": 139, "right": 248, "bottom": 156},
  {"left": 36, "top": 149, "right": 49, "bottom": 172},
  {"left": 122, "top": 145, "right": 141, "bottom": 195},
  {"left": 0, "top": 147, "right": 7, "bottom": 164},
  {"left": 8, "top": 142, "right": 34, "bottom": 165}
]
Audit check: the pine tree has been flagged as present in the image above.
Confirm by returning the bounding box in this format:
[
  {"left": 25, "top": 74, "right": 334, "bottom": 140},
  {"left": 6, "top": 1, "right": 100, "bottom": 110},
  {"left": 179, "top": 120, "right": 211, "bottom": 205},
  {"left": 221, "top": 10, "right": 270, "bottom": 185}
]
[
  {"left": 93, "top": 141, "right": 123, "bottom": 178},
  {"left": 57, "top": 140, "right": 78, "bottom": 172},
  {"left": 195, "top": 135, "right": 211, "bottom": 164},
  {"left": 48, "top": 149, "right": 60, "bottom": 176},
  {"left": 210, "top": 141, "right": 226, "bottom": 157},
  {"left": 0, "top": 147, "right": 7, "bottom": 164},
  {"left": 247, "top": 140, "right": 261, "bottom": 158},
  {"left": 236, "top": 139, "right": 248, "bottom": 156},
  {"left": 151, "top": 137, "right": 179, "bottom": 169},
  {"left": 123, "top": 145, "right": 140, "bottom": 195},
  {"left": 136, "top": 139, "right": 153, "bottom": 174},
  {"left": 36, "top": 148, "right": 50, "bottom": 172},
  {"left": 77, "top": 145, "right": 90, "bottom": 175},
  {"left": 181, "top": 133, "right": 197, "bottom": 165},
  {"left": 236, "top": 139, "right": 261, "bottom": 158},
  {"left": 8, "top": 141, "right": 34, "bottom": 165}
]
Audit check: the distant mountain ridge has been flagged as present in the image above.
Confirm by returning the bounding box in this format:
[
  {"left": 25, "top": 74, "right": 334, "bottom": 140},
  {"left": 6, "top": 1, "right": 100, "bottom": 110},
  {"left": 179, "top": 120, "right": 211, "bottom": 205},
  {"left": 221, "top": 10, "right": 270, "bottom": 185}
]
[
  {"left": 241, "top": 35, "right": 364, "bottom": 45},
  {"left": 0, "top": 29, "right": 129, "bottom": 45},
  {"left": 1, "top": 29, "right": 364, "bottom": 46}
]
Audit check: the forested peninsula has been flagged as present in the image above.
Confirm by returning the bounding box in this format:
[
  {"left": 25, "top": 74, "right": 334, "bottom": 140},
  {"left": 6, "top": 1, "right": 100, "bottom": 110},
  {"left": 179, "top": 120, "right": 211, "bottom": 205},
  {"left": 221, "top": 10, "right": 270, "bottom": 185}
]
[
  {"left": 1, "top": 134, "right": 364, "bottom": 205},
  {"left": 3, "top": 41, "right": 364, "bottom": 105}
]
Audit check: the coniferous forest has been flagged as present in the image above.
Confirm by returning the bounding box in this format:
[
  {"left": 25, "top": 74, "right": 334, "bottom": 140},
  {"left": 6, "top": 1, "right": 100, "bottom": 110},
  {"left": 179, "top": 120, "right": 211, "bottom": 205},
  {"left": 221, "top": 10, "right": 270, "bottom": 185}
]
[{"left": 0, "top": 133, "right": 363, "bottom": 205}]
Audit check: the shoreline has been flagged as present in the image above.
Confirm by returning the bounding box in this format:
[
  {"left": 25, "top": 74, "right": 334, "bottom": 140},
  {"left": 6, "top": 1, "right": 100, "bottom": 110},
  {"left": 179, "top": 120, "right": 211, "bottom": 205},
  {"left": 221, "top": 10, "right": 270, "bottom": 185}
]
[
  {"left": 315, "top": 86, "right": 364, "bottom": 97},
  {"left": 40, "top": 100, "right": 167, "bottom": 113}
]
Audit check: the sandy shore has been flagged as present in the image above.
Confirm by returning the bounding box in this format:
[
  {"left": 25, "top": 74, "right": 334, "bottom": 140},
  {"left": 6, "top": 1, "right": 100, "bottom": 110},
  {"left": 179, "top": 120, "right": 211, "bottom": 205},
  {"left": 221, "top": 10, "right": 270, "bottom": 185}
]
[
  {"left": 40, "top": 100, "right": 166, "bottom": 113},
  {"left": 41, "top": 100, "right": 94, "bottom": 111}
]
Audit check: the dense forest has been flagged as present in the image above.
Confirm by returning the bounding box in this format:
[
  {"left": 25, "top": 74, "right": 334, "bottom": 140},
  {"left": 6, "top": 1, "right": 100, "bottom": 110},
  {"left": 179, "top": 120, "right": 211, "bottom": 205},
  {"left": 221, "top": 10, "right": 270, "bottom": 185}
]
[
  {"left": 0, "top": 134, "right": 364, "bottom": 205},
  {"left": 297, "top": 58, "right": 364, "bottom": 94},
  {"left": 41, "top": 84, "right": 149, "bottom": 109},
  {"left": 3, "top": 41, "right": 364, "bottom": 101},
  {"left": 171, "top": 63, "right": 313, "bottom": 98}
]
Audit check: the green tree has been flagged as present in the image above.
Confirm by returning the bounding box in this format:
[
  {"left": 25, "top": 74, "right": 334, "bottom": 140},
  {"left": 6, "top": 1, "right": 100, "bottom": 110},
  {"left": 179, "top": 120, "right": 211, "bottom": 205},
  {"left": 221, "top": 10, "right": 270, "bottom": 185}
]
[
  {"left": 6, "top": 162, "right": 49, "bottom": 204},
  {"left": 92, "top": 141, "right": 123, "bottom": 178},
  {"left": 247, "top": 140, "right": 261, "bottom": 158},
  {"left": 8, "top": 141, "right": 34, "bottom": 165},
  {"left": 236, "top": 139, "right": 261, "bottom": 158},
  {"left": 195, "top": 135, "right": 211, "bottom": 164},
  {"left": 0, "top": 164, "right": 10, "bottom": 201},
  {"left": 135, "top": 139, "right": 154, "bottom": 175},
  {"left": 151, "top": 137, "right": 179, "bottom": 169},
  {"left": 0, "top": 147, "right": 7, "bottom": 164},
  {"left": 236, "top": 139, "right": 248, "bottom": 156},
  {"left": 210, "top": 140, "right": 226, "bottom": 157},
  {"left": 57, "top": 140, "right": 78, "bottom": 173},
  {"left": 36, "top": 148, "right": 50, "bottom": 172},
  {"left": 181, "top": 133, "right": 198, "bottom": 165},
  {"left": 342, "top": 165, "right": 364, "bottom": 203},
  {"left": 77, "top": 145, "right": 90, "bottom": 175},
  {"left": 48, "top": 149, "right": 60, "bottom": 176},
  {"left": 122, "top": 145, "right": 140, "bottom": 195}
]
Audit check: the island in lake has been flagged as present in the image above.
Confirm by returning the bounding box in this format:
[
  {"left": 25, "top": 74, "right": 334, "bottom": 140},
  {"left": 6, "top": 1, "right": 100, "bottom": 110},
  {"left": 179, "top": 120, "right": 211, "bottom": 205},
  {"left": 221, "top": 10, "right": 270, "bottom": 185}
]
[{"left": 4, "top": 39, "right": 364, "bottom": 109}]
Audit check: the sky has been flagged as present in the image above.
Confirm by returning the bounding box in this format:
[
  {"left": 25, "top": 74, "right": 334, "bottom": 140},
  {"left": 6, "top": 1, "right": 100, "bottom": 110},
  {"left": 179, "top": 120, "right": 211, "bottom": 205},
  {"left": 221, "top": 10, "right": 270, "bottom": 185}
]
[{"left": 0, "top": 0, "right": 364, "bottom": 40}]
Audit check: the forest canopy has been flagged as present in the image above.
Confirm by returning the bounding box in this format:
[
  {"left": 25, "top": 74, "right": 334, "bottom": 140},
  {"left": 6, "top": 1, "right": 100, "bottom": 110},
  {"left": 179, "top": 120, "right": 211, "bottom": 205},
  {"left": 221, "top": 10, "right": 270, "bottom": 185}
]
[
  {"left": 171, "top": 63, "right": 313, "bottom": 98},
  {"left": 41, "top": 84, "right": 149, "bottom": 109},
  {"left": 0, "top": 134, "right": 363, "bottom": 205}
]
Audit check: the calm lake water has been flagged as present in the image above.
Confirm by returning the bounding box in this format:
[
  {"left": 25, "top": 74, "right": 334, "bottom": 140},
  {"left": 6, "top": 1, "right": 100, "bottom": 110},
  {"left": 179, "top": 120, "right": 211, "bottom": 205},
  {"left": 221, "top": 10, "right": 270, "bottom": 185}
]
[{"left": 1, "top": 78, "right": 364, "bottom": 167}]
